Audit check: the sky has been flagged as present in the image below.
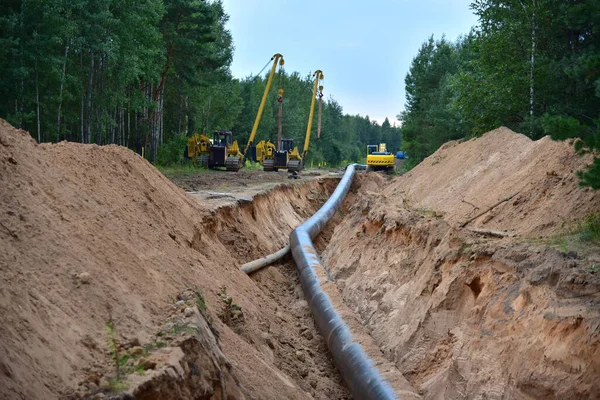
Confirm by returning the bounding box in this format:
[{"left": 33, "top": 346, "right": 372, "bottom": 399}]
[{"left": 220, "top": 0, "right": 479, "bottom": 125}]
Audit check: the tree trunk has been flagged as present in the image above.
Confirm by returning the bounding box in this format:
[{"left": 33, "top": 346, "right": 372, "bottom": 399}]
[
  {"left": 80, "top": 52, "right": 84, "bottom": 143},
  {"left": 19, "top": 79, "right": 24, "bottom": 129},
  {"left": 86, "top": 50, "right": 94, "bottom": 144},
  {"left": 35, "top": 61, "right": 41, "bottom": 143},
  {"left": 205, "top": 96, "right": 211, "bottom": 133},
  {"left": 120, "top": 103, "right": 124, "bottom": 146},
  {"left": 56, "top": 44, "right": 69, "bottom": 143},
  {"left": 147, "top": 32, "right": 178, "bottom": 160},
  {"left": 159, "top": 92, "right": 164, "bottom": 146},
  {"left": 177, "top": 95, "right": 182, "bottom": 135},
  {"left": 529, "top": 0, "right": 536, "bottom": 135},
  {"left": 111, "top": 107, "right": 116, "bottom": 144},
  {"left": 127, "top": 98, "right": 131, "bottom": 148},
  {"left": 184, "top": 96, "right": 189, "bottom": 136}
]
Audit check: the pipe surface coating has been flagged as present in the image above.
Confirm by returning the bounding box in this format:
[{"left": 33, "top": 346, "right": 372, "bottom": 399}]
[{"left": 290, "top": 164, "right": 398, "bottom": 400}]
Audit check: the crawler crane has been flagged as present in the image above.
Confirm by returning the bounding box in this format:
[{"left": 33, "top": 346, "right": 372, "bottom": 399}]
[
  {"left": 287, "top": 70, "right": 324, "bottom": 172},
  {"left": 240, "top": 53, "right": 286, "bottom": 171}
]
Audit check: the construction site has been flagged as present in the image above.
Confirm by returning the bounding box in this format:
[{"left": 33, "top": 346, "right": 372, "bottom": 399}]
[{"left": 1, "top": 117, "right": 600, "bottom": 400}]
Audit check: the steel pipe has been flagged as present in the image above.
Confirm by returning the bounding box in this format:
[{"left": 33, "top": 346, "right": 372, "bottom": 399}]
[
  {"left": 240, "top": 244, "right": 290, "bottom": 274},
  {"left": 289, "top": 164, "right": 397, "bottom": 400}
]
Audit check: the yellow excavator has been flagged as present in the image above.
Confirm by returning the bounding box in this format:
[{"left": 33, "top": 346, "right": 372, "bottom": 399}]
[
  {"left": 184, "top": 133, "right": 211, "bottom": 167},
  {"left": 287, "top": 70, "right": 324, "bottom": 172},
  {"left": 240, "top": 53, "right": 286, "bottom": 171},
  {"left": 366, "top": 143, "right": 395, "bottom": 173}
]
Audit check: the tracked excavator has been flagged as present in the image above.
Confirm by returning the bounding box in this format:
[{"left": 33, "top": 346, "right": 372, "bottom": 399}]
[
  {"left": 287, "top": 70, "right": 324, "bottom": 172},
  {"left": 366, "top": 143, "right": 394, "bottom": 173},
  {"left": 240, "top": 53, "right": 288, "bottom": 171}
]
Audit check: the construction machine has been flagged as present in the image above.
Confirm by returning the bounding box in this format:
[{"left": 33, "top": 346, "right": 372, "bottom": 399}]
[
  {"left": 288, "top": 70, "right": 324, "bottom": 172},
  {"left": 263, "top": 138, "right": 295, "bottom": 171},
  {"left": 184, "top": 133, "right": 211, "bottom": 167},
  {"left": 208, "top": 130, "right": 243, "bottom": 171},
  {"left": 366, "top": 143, "right": 395, "bottom": 173},
  {"left": 263, "top": 88, "right": 296, "bottom": 171},
  {"left": 241, "top": 53, "right": 285, "bottom": 171}
]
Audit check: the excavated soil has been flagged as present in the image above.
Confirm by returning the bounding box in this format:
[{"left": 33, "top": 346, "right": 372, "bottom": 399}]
[
  {"left": 393, "top": 127, "right": 600, "bottom": 237},
  {"left": 321, "top": 128, "right": 600, "bottom": 399},
  {"left": 2, "top": 120, "right": 600, "bottom": 400},
  {"left": 0, "top": 118, "right": 347, "bottom": 400}
]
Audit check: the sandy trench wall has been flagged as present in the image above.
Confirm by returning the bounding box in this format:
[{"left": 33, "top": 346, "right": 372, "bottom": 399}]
[
  {"left": 320, "top": 173, "right": 600, "bottom": 399},
  {"left": 0, "top": 118, "right": 340, "bottom": 400}
]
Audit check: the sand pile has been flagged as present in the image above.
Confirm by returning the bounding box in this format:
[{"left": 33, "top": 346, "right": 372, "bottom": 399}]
[
  {"left": 318, "top": 128, "right": 600, "bottom": 399},
  {"left": 0, "top": 119, "right": 345, "bottom": 400},
  {"left": 390, "top": 127, "right": 600, "bottom": 237}
]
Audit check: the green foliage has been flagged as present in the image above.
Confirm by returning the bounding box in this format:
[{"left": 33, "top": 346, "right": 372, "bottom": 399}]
[
  {"left": 400, "top": 36, "right": 468, "bottom": 168},
  {"left": 108, "top": 378, "right": 128, "bottom": 392},
  {"left": 542, "top": 114, "right": 586, "bottom": 141},
  {"left": 534, "top": 212, "right": 600, "bottom": 253},
  {"left": 0, "top": 0, "right": 399, "bottom": 168},
  {"left": 195, "top": 288, "right": 207, "bottom": 312},
  {"left": 399, "top": 0, "right": 600, "bottom": 186},
  {"left": 244, "top": 160, "right": 263, "bottom": 170},
  {"left": 578, "top": 212, "right": 600, "bottom": 244},
  {"left": 217, "top": 286, "right": 243, "bottom": 328},
  {"left": 0, "top": 0, "right": 231, "bottom": 153},
  {"left": 105, "top": 316, "right": 122, "bottom": 380},
  {"left": 577, "top": 158, "right": 600, "bottom": 190},
  {"left": 156, "top": 135, "right": 187, "bottom": 166}
]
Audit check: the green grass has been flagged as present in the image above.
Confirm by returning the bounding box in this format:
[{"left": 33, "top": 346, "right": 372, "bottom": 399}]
[
  {"left": 195, "top": 288, "right": 207, "bottom": 312},
  {"left": 578, "top": 212, "right": 600, "bottom": 244},
  {"left": 134, "top": 365, "right": 147, "bottom": 375},
  {"left": 531, "top": 212, "right": 600, "bottom": 254},
  {"left": 244, "top": 160, "right": 263, "bottom": 170},
  {"left": 108, "top": 377, "right": 128, "bottom": 392},
  {"left": 157, "top": 163, "right": 210, "bottom": 178}
]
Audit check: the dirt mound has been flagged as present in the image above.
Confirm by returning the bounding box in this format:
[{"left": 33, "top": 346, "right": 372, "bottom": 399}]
[
  {"left": 0, "top": 119, "right": 345, "bottom": 400},
  {"left": 390, "top": 127, "right": 600, "bottom": 237},
  {"left": 316, "top": 128, "right": 600, "bottom": 399},
  {"left": 324, "top": 189, "right": 600, "bottom": 398}
]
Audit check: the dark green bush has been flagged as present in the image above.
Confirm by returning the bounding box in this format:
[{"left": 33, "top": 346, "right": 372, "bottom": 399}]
[{"left": 156, "top": 135, "right": 188, "bottom": 166}]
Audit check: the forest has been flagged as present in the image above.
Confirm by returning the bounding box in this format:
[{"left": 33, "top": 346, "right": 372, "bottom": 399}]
[
  {"left": 0, "top": 0, "right": 400, "bottom": 168},
  {"left": 400, "top": 0, "right": 599, "bottom": 188},
  {"left": 0, "top": 0, "right": 598, "bottom": 186}
]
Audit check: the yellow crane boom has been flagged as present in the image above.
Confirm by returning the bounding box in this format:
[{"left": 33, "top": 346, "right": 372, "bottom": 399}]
[
  {"left": 288, "top": 70, "right": 323, "bottom": 172},
  {"left": 303, "top": 70, "right": 324, "bottom": 159},
  {"left": 242, "top": 53, "right": 284, "bottom": 163}
]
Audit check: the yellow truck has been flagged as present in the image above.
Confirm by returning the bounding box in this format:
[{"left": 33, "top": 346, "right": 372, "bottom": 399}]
[{"left": 366, "top": 143, "right": 394, "bottom": 173}]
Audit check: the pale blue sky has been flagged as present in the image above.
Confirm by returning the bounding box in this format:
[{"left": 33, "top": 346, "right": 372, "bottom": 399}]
[{"left": 221, "top": 0, "right": 478, "bottom": 125}]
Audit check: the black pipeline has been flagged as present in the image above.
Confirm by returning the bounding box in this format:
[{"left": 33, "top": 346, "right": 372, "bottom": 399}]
[{"left": 289, "top": 164, "right": 397, "bottom": 400}]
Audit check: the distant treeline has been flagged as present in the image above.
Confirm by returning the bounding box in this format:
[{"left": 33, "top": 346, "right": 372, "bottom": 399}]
[
  {"left": 401, "top": 0, "right": 599, "bottom": 188},
  {"left": 0, "top": 0, "right": 400, "bottom": 167}
]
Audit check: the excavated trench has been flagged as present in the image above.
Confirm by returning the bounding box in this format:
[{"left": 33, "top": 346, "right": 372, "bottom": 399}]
[
  {"left": 176, "top": 172, "right": 421, "bottom": 400},
  {"left": 183, "top": 173, "right": 600, "bottom": 400},
  {"left": 185, "top": 177, "right": 354, "bottom": 400}
]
